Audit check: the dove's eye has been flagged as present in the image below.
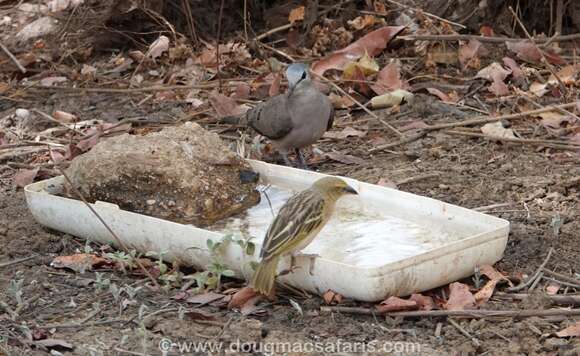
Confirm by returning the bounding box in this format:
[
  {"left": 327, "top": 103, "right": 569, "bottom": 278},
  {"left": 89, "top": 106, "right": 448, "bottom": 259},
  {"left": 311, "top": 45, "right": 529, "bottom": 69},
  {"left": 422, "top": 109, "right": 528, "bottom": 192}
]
[{"left": 301, "top": 71, "right": 307, "bottom": 80}]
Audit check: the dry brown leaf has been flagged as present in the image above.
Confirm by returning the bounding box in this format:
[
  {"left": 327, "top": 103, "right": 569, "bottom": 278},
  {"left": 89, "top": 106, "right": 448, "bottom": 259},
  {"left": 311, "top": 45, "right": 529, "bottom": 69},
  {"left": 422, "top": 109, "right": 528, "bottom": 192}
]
[
  {"left": 371, "top": 61, "right": 405, "bottom": 95},
  {"left": 506, "top": 41, "right": 565, "bottom": 65},
  {"left": 479, "top": 265, "right": 511, "bottom": 285},
  {"left": 288, "top": 6, "right": 305, "bottom": 24},
  {"left": 556, "top": 322, "right": 580, "bottom": 338},
  {"left": 311, "top": 26, "right": 405, "bottom": 76},
  {"left": 445, "top": 282, "right": 476, "bottom": 310},
  {"left": 548, "top": 64, "right": 580, "bottom": 85},
  {"left": 347, "top": 15, "right": 377, "bottom": 30},
  {"left": 52, "top": 110, "right": 77, "bottom": 123},
  {"left": 147, "top": 35, "right": 169, "bottom": 60},
  {"left": 399, "top": 120, "right": 429, "bottom": 131},
  {"left": 458, "top": 39, "right": 487, "bottom": 68},
  {"left": 476, "top": 62, "right": 511, "bottom": 82},
  {"left": 232, "top": 83, "right": 251, "bottom": 99},
  {"left": 328, "top": 93, "right": 355, "bottom": 108},
  {"left": 322, "top": 290, "right": 343, "bottom": 305},
  {"left": 409, "top": 293, "right": 435, "bottom": 311},
  {"left": 481, "top": 121, "right": 516, "bottom": 139},
  {"left": 546, "top": 283, "right": 560, "bottom": 295},
  {"left": 268, "top": 71, "right": 282, "bottom": 97},
  {"left": 538, "top": 112, "right": 571, "bottom": 129},
  {"left": 426, "top": 88, "right": 456, "bottom": 103},
  {"left": 209, "top": 91, "right": 247, "bottom": 118},
  {"left": 51, "top": 253, "right": 108, "bottom": 273},
  {"left": 502, "top": 57, "right": 524, "bottom": 79},
  {"left": 429, "top": 46, "right": 458, "bottom": 65},
  {"left": 480, "top": 25, "right": 495, "bottom": 37},
  {"left": 13, "top": 168, "right": 39, "bottom": 188},
  {"left": 377, "top": 296, "right": 418, "bottom": 313},
  {"left": 489, "top": 77, "right": 510, "bottom": 96},
  {"left": 228, "top": 287, "right": 261, "bottom": 309},
  {"left": 529, "top": 81, "right": 549, "bottom": 97},
  {"left": 474, "top": 279, "right": 497, "bottom": 305},
  {"left": 186, "top": 292, "right": 225, "bottom": 304},
  {"left": 370, "top": 89, "right": 413, "bottom": 109}
]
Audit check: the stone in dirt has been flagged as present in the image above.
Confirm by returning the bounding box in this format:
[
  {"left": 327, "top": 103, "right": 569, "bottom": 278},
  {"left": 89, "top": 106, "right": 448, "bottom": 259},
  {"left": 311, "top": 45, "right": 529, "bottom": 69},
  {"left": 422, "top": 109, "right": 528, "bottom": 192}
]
[{"left": 65, "top": 122, "right": 260, "bottom": 226}]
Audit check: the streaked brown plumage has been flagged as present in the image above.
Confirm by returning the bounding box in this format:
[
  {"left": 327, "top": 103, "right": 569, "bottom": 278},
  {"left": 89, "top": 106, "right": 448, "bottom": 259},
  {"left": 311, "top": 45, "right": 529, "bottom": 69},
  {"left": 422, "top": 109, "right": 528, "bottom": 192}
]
[{"left": 251, "top": 177, "right": 357, "bottom": 295}]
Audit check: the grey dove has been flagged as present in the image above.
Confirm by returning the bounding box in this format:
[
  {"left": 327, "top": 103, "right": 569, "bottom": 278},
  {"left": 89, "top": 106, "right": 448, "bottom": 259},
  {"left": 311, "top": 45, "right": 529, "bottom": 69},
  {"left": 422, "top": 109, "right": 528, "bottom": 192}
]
[{"left": 246, "top": 63, "right": 334, "bottom": 168}]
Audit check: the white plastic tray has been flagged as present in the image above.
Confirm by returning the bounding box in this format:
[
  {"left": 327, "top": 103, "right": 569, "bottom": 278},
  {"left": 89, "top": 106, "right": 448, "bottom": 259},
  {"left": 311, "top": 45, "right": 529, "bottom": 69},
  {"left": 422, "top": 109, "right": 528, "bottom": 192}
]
[{"left": 25, "top": 160, "right": 509, "bottom": 302}]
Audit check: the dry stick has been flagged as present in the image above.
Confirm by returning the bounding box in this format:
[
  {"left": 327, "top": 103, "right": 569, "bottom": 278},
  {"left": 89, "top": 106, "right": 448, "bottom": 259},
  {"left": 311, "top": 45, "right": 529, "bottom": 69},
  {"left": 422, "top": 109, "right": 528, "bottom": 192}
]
[
  {"left": 0, "top": 255, "right": 37, "bottom": 268},
  {"left": 55, "top": 166, "right": 160, "bottom": 289},
  {"left": 398, "top": 33, "right": 580, "bottom": 43},
  {"left": 543, "top": 269, "right": 580, "bottom": 287},
  {"left": 507, "top": 248, "right": 554, "bottom": 292},
  {"left": 543, "top": 276, "right": 580, "bottom": 289},
  {"left": 445, "top": 131, "right": 580, "bottom": 151},
  {"left": 312, "top": 72, "right": 402, "bottom": 137},
  {"left": 494, "top": 293, "right": 580, "bottom": 306},
  {"left": 321, "top": 306, "right": 580, "bottom": 318},
  {"left": 508, "top": 6, "right": 567, "bottom": 96},
  {"left": 0, "top": 41, "right": 26, "bottom": 73},
  {"left": 384, "top": 0, "right": 466, "bottom": 29}
]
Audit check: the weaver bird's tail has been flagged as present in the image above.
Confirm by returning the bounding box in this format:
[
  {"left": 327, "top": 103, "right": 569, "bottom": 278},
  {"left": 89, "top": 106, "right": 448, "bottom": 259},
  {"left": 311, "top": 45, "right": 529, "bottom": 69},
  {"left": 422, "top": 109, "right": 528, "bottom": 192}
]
[{"left": 251, "top": 256, "right": 280, "bottom": 296}]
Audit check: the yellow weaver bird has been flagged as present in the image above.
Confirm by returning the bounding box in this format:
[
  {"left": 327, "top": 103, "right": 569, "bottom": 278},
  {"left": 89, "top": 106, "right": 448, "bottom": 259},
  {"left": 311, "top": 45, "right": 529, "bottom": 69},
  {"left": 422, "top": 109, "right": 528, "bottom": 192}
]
[{"left": 251, "top": 177, "right": 357, "bottom": 296}]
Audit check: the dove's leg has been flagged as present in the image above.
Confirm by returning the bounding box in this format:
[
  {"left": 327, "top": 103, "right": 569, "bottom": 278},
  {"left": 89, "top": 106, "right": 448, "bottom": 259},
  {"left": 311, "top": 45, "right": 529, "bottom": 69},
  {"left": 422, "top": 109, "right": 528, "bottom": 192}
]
[
  {"left": 280, "top": 150, "right": 294, "bottom": 167},
  {"left": 295, "top": 148, "right": 308, "bottom": 169}
]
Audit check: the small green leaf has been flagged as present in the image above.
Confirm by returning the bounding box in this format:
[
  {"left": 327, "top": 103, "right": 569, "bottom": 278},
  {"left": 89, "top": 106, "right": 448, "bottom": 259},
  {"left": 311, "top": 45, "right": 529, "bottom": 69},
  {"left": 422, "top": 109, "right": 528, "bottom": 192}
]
[
  {"left": 206, "top": 239, "right": 214, "bottom": 250},
  {"left": 245, "top": 242, "right": 256, "bottom": 256},
  {"left": 221, "top": 269, "right": 235, "bottom": 277}
]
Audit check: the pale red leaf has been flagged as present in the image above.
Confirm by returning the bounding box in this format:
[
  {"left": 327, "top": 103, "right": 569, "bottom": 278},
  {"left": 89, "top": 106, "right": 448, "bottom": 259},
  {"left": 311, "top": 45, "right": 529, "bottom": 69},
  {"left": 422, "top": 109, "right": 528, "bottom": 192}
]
[
  {"left": 348, "top": 15, "right": 378, "bottom": 31},
  {"left": 458, "top": 39, "right": 486, "bottom": 67},
  {"left": 377, "top": 177, "right": 397, "bottom": 189},
  {"left": 556, "top": 322, "right": 580, "bottom": 338},
  {"left": 232, "top": 83, "right": 251, "bottom": 99},
  {"left": 426, "top": 88, "right": 453, "bottom": 102},
  {"left": 502, "top": 57, "right": 524, "bottom": 79},
  {"left": 325, "top": 152, "right": 365, "bottom": 165},
  {"left": 209, "top": 91, "right": 247, "bottom": 118},
  {"left": 399, "top": 120, "right": 429, "bottom": 131},
  {"left": 476, "top": 62, "right": 511, "bottom": 82},
  {"left": 445, "top": 282, "right": 476, "bottom": 310},
  {"left": 147, "top": 35, "right": 169, "bottom": 60},
  {"left": 52, "top": 110, "right": 77, "bottom": 123},
  {"left": 51, "top": 253, "right": 108, "bottom": 273},
  {"left": 269, "top": 71, "right": 282, "bottom": 97},
  {"left": 13, "top": 168, "right": 39, "bottom": 188},
  {"left": 324, "top": 127, "right": 366, "bottom": 139},
  {"left": 479, "top": 265, "right": 511, "bottom": 285},
  {"left": 548, "top": 64, "right": 580, "bottom": 85},
  {"left": 539, "top": 112, "right": 571, "bottom": 129},
  {"left": 186, "top": 292, "right": 224, "bottom": 304},
  {"left": 328, "top": 93, "right": 355, "bottom": 108},
  {"left": 371, "top": 61, "right": 405, "bottom": 95},
  {"left": 546, "top": 283, "right": 560, "bottom": 295},
  {"left": 489, "top": 77, "right": 510, "bottom": 96},
  {"left": 228, "top": 287, "right": 261, "bottom": 309},
  {"left": 49, "top": 149, "right": 65, "bottom": 164},
  {"left": 479, "top": 25, "right": 495, "bottom": 37},
  {"left": 409, "top": 293, "right": 435, "bottom": 311},
  {"left": 312, "top": 26, "right": 405, "bottom": 76},
  {"left": 323, "top": 290, "right": 342, "bottom": 305},
  {"left": 506, "top": 41, "right": 565, "bottom": 65},
  {"left": 377, "top": 296, "right": 418, "bottom": 313}
]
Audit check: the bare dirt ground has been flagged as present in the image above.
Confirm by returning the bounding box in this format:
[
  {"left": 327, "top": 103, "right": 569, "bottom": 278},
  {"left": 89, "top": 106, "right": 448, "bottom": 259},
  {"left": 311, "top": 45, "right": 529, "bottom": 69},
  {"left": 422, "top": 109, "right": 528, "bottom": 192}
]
[{"left": 1, "top": 0, "right": 580, "bottom": 355}]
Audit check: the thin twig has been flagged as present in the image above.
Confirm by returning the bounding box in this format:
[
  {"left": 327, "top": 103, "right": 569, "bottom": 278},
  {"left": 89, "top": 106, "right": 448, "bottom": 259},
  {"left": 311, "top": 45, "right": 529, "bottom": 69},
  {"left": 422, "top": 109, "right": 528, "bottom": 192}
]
[
  {"left": 543, "top": 269, "right": 580, "bottom": 287},
  {"left": 55, "top": 165, "right": 161, "bottom": 289},
  {"left": 448, "top": 318, "right": 480, "bottom": 347},
  {"left": 398, "top": 33, "right": 580, "bottom": 43},
  {"left": 493, "top": 293, "right": 580, "bottom": 306},
  {"left": 507, "top": 248, "right": 554, "bottom": 292},
  {"left": 543, "top": 276, "right": 580, "bottom": 289},
  {"left": 384, "top": 0, "right": 466, "bottom": 29},
  {"left": 321, "top": 306, "right": 580, "bottom": 318},
  {"left": 0, "top": 255, "right": 37, "bottom": 268},
  {"left": 0, "top": 41, "right": 26, "bottom": 73},
  {"left": 508, "top": 6, "right": 567, "bottom": 95}
]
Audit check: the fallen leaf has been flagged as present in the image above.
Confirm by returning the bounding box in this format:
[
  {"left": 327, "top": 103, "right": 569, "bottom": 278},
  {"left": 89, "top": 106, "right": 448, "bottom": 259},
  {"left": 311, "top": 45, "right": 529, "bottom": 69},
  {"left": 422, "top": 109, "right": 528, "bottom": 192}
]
[
  {"left": 328, "top": 93, "right": 355, "bottom": 108},
  {"left": 409, "top": 293, "right": 435, "bottom": 311},
  {"left": 241, "top": 295, "right": 267, "bottom": 316},
  {"left": 506, "top": 41, "right": 565, "bottom": 65},
  {"left": 370, "top": 89, "right": 414, "bottom": 109},
  {"left": 228, "top": 287, "right": 260, "bottom": 309},
  {"left": 147, "top": 35, "right": 169, "bottom": 60},
  {"left": 458, "top": 39, "right": 486, "bottom": 68},
  {"left": 49, "top": 149, "right": 65, "bottom": 164},
  {"left": 429, "top": 46, "right": 458, "bottom": 65},
  {"left": 325, "top": 152, "right": 366, "bottom": 165},
  {"left": 529, "top": 82, "right": 549, "bottom": 97},
  {"left": 481, "top": 121, "right": 516, "bottom": 139},
  {"left": 489, "top": 77, "right": 510, "bottom": 96},
  {"left": 186, "top": 292, "right": 225, "bottom": 305},
  {"left": 269, "top": 71, "right": 282, "bottom": 97},
  {"left": 13, "top": 168, "right": 39, "bottom": 188},
  {"left": 474, "top": 279, "right": 497, "bottom": 305},
  {"left": 546, "top": 283, "right": 560, "bottom": 295},
  {"left": 209, "top": 91, "right": 248, "bottom": 118},
  {"left": 377, "top": 296, "right": 418, "bottom": 313},
  {"left": 232, "top": 83, "right": 251, "bottom": 99},
  {"left": 288, "top": 6, "right": 305, "bottom": 24},
  {"left": 476, "top": 62, "right": 511, "bottom": 82},
  {"left": 312, "top": 26, "right": 405, "bottom": 76},
  {"left": 347, "top": 15, "right": 377, "bottom": 30},
  {"left": 445, "top": 282, "right": 476, "bottom": 310},
  {"left": 556, "top": 322, "right": 580, "bottom": 337},
  {"left": 548, "top": 64, "right": 580, "bottom": 85},
  {"left": 51, "top": 253, "right": 108, "bottom": 273},
  {"left": 502, "top": 57, "right": 524, "bottom": 79},
  {"left": 538, "top": 111, "right": 571, "bottom": 129},
  {"left": 371, "top": 61, "right": 405, "bottom": 94},
  {"left": 343, "top": 52, "right": 379, "bottom": 78},
  {"left": 479, "top": 265, "right": 511, "bottom": 285},
  {"left": 480, "top": 25, "right": 495, "bottom": 37},
  {"left": 324, "top": 127, "right": 366, "bottom": 139},
  {"left": 399, "top": 120, "right": 429, "bottom": 131},
  {"left": 323, "top": 290, "right": 343, "bottom": 304},
  {"left": 52, "top": 110, "right": 77, "bottom": 123}
]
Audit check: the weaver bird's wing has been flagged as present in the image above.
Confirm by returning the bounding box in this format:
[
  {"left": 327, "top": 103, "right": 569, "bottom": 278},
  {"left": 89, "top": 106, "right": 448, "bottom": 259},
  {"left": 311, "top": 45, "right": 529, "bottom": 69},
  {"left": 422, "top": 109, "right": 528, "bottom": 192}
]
[
  {"left": 246, "top": 94, "right": 294, "bottom": 140},
  {"left": 259, "top": 191, "right": 325, "bottom": 260}
]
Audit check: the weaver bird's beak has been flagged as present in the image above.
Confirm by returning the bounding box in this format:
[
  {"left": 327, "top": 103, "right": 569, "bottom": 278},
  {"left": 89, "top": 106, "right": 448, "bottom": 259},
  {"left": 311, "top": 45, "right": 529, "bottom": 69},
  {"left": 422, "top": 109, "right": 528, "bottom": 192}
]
[{"left": 343, "top": 185, "right": 358, "bottom": 195}]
